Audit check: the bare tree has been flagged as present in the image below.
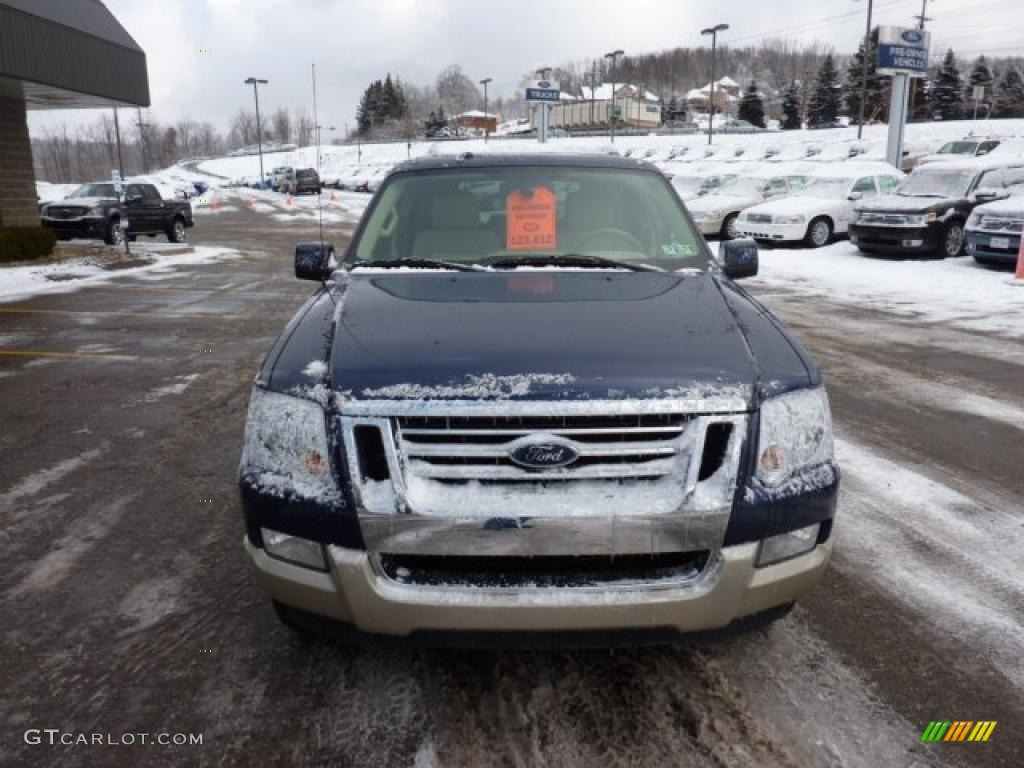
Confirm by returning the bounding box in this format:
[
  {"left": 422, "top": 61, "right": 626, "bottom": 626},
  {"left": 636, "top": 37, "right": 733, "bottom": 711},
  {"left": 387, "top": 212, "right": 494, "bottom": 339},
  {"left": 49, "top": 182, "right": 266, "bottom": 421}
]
[
  {"left": 436, "top": 64, "right": 480, "bottom": 116},
  {"left": 294, "top": 109, "right": 314, "bottom": 147},
  {"left": 271, "top": 108, "right": 292, "bottom": 145}
]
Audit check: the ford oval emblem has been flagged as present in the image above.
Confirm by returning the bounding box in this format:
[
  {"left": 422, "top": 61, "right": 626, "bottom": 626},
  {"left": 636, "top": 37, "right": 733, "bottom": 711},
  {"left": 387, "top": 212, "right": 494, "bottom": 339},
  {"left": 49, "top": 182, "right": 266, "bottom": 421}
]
[
  {"left": 508, "top": 435, "right": 579, "bottom": 470},
  {"left": 901, "top": 29, "right": 923, "bottom": 44},
  {"left": 537, "top": 80, "right": 551, "bottom": 89}
]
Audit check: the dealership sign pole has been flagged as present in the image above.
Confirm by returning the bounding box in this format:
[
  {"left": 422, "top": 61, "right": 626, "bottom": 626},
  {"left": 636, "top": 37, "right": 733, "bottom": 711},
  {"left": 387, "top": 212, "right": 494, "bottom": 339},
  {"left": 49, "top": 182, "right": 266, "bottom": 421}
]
[
  {"left": 876, "top": 26, "right": 930, "bottom": 169},
  {"left": 525, "top": 80, "right": 560, "bottom": 144}
]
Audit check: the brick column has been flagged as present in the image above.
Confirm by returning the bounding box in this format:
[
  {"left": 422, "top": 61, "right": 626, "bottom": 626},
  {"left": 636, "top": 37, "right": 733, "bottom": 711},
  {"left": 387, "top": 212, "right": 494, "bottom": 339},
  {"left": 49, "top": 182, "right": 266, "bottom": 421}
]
[{"left": 0, "top": 96, "right": 41, "bottom": 228}]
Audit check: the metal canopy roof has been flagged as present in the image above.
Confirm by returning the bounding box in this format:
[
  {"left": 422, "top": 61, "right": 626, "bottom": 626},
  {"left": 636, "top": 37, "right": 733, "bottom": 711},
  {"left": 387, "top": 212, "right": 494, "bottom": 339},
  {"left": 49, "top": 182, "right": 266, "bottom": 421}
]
[{"left": 0, "top": 0, "right": 149, "bottom": 109}]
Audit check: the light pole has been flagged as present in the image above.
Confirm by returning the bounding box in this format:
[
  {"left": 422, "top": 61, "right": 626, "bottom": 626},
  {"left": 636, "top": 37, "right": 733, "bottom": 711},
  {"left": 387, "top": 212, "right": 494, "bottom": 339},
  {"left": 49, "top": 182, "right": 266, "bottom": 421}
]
[
  {"left": 604, "top": 49, "right": 624, "bottom": 142},
  {"left": 855, "top": 0, "right": 874, "bottom": 139},
  {"left": 244, "top": 77, "right": 268, "bottom": 185},
  {"left": 479, "top": 77, "right": 492, "bottom": 142},
  {"left": 700, "top": 24, "right": 728, "bottom": 146}
]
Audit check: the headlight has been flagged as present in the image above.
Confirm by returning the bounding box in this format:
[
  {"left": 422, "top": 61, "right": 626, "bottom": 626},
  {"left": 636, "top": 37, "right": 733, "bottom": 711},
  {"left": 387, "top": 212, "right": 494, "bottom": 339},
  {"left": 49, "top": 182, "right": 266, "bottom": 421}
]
[
  {"left": 261, "top": 527, "right": 327, "bottom": 570},
  {"left": 239, "top": 387, "right": 338, "bottom": 502},
  {"left": 967, "top": 213, "right": 981, "bottom": 227},
  {"left": 773, "top": 214, "right": 805, "bottom": 225},
  {"left": 87, "top": 206, "right": 104, "bottom": 217},
  {"left": 756, "top": 387, "right": 834, "bottom": 487},
  {"left": 908, "top": 212, "right": 938, "bottom": 226}
]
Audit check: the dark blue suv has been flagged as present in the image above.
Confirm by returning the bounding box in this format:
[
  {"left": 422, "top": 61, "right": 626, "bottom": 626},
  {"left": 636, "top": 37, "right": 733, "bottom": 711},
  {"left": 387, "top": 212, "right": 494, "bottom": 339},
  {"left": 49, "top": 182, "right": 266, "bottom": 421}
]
[{"left": 239, "top": 153, "right": 838, "bottom": 645}]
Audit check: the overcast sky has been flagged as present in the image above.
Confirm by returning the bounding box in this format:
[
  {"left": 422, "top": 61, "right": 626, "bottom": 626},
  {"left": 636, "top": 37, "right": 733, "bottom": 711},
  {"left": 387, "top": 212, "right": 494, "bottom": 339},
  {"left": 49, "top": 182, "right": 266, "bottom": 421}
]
[{"left": 27, "top": 0, "right": 1023, "bottom": 136}]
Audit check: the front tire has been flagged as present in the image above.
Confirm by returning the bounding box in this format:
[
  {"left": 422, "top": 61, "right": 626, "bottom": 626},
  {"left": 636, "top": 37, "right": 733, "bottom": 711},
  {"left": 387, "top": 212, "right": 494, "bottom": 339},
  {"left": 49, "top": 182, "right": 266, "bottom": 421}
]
[
  {"left": 104, "top": 218, "right": 123, "bottom": 246},
  {"left": 721, "top": 213, "right": 739, "bottom": 240},
  {"left": 804, "top": 217, "right": 833, "bottom": 248},
  {"left": 939, "top": 221, "right": 964, "bottom": 258}
]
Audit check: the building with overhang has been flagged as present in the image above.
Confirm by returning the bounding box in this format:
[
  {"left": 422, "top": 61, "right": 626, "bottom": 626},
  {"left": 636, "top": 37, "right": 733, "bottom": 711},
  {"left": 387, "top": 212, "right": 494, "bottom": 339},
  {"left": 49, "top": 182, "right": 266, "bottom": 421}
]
[{"left": 0, "top": 0, "right": 148, "bottom": 228}]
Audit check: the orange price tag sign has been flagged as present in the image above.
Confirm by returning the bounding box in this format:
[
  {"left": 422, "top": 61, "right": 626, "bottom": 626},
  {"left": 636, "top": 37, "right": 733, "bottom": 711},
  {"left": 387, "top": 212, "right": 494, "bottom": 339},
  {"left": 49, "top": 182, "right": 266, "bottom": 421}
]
[{"left": 506, "top": 186, "right": 557, "bottom": 251}]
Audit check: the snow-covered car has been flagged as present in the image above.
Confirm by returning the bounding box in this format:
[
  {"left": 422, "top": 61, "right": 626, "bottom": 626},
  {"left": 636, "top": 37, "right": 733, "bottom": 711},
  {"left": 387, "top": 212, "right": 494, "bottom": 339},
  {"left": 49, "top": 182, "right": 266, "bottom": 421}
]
[
  {"left": 670, "top": 172, "right": 735, "bottom": 202},
  {"left": 687, "top": 171, "right": 808, "bottom": 239},
  {"left": 239, "top": 153, "right": 839, "bottom": 645},
  {"left": 736, "top": 164, "right": 904, "bottom": 247},
  {"left": 965, "top": 196, "right": 1024, "bottom": 267},
  {"left": 916, "top": 138, "right": 1001, "bottom": 166}
]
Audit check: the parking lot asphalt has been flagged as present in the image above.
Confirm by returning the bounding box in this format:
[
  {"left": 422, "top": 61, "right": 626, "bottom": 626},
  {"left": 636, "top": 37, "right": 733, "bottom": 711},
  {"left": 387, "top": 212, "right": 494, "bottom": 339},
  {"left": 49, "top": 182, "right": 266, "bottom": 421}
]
[{"left": 1, "top": 207, "right": 1021, "bottom": 768}]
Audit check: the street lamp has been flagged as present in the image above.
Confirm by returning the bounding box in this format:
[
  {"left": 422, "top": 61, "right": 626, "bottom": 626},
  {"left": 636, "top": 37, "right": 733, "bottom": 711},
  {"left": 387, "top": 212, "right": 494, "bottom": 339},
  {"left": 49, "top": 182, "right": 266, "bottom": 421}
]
[
  {"left": 479, "top": 77, "right": 492, "bottom": 142},
  {"left": 244, "top": 77, "right": 268, "bottom": 185},
  {"left": 604, "top": 49, "right": 624, "bottom": 142},
  {"left": 855, "top": 0, "right": 874, "bottom": 139},
  {"left": 700, "top": 24, "right": 728, "bottom": 146}
]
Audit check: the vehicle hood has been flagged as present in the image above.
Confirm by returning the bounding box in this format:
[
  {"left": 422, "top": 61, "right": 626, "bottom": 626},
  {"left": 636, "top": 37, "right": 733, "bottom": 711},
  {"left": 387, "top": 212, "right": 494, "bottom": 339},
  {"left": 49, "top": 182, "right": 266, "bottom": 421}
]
[
  {"left": 46, "top": 196, "right": 115, "bottom": 208},
  {"left": 744, "top": 195, "right": 846, "bottom": 217},
  {"left": 260, "top": 271, "right": 816, "bottom": 408},
  {"left": 970, "top": 196, "right": 1024, "bottom": 217},
  {"left": 855, "top": 193, "right": 960, "bottom": 213},
  {"left": 688, "top": 194, "right": 758, "bottom": 214}
]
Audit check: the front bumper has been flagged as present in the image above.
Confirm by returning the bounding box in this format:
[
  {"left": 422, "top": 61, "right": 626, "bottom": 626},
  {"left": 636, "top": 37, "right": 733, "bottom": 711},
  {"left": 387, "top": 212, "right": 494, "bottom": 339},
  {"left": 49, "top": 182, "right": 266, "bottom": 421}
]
[
  {"left": 41, "top": 217, "right": 106, "bottom": 239},
  {"left": 246, "top": 536, "right": 832, "bottom": 638},
  {"left": 966, "top": 230, "right": 1021, "bottom": 265},
  {"left": 848, "top": 223, "right": 940, "bottom": 254},
  {"left": 736, "top": 220, "right": 806, "bottom": 242}
]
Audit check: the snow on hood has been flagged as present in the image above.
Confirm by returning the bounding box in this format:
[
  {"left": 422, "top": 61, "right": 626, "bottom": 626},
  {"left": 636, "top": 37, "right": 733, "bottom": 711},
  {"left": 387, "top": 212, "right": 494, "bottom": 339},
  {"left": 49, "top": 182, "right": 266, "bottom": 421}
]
[
  {"left": 688, "top": 193, "right": 758, "bottom": 213},
  {"left": 855, "top": 194, "right": 949, "bottom": 212},
  {"left": 972, "top": 195, "right": 1024, "bottom": 216},
  {"left": 44, "top": 196, "right": 111, "bottom": 208},
  {"left": 744, "top": 195, "right": 848, "bottom": 217}
]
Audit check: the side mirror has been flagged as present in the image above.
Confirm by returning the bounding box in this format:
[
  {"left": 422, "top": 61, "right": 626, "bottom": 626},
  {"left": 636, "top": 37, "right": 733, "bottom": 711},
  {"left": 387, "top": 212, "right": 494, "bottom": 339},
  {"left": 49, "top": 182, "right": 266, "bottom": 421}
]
[
  {"left": 295, "top": 242, "right": 336, "bottom": 281},
  {"left": 847, "top": 191, "right": 863, "bottom": 201},
  {"left": 718, "top": 239, "right": 759, "bottom": 280},
  {"left": 125, "top": 194, "right": 143, "bottom": 205},
  {"left": 973, "top": 191, "right": 999, "bottom": 204}
]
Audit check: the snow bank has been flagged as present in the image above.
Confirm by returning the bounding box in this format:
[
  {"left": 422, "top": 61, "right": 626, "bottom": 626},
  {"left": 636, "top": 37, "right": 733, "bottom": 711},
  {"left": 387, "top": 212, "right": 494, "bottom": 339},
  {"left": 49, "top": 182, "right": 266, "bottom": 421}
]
[{"left": 753, "top": 242, "right": 1024, "bottom": 339}]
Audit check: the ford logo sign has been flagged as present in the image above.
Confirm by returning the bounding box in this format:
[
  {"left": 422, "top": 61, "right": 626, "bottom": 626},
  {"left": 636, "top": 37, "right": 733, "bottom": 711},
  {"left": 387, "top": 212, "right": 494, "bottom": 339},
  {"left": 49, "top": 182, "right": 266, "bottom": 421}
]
[
  {"left": 508, "top": 435, "right": 579, "bottom": 470},
  {"left": 901, "top": 29, "right": 923, "bottom": 44},
  {"left": 537, "top": 80, "right": 551, "bottom": 89}
]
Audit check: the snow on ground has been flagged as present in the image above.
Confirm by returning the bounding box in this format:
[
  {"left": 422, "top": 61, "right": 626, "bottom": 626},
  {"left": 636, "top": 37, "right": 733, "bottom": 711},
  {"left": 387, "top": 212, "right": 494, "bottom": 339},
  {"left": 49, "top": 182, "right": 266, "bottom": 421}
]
[
  {"left": 752, "top": 241, "right": 1024, "bottom": 339},
  {"left": 0, "top": 245, "right": 241, "bottom": 305}
]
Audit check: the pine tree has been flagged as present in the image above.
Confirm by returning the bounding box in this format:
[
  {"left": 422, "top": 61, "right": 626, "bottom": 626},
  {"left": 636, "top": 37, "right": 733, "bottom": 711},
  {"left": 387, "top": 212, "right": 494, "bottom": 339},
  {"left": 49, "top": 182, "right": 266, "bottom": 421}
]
[
  {"left": 966, "top": 55, "right": 995, "bottom": 101},
  {"left": 929, "top": 49, "right": 964, "bottom": 120},
  {"left": 782, "top": 83, "right": 801, "bottom": 129},
  {"left": 807, "top": 55, "right": 841, "bottom": 127},
  {"left": 356, "top": 89, "right": 371, "bottom": 134},
  {"left": 843, "top": 28, "right": 887, "bottom": 124},
  {"left": 737, "top": 80, "right": 765, "bottom": 127},
  {"left": 992, "top": 67, "right": 1024, "bottom": 118}
]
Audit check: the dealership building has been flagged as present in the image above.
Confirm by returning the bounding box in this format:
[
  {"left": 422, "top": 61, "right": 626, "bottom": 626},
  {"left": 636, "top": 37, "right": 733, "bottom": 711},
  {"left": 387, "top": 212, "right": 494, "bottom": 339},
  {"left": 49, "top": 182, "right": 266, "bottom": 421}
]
[{"left": 0, "top": 0, "right": 148, "bottom": 228}]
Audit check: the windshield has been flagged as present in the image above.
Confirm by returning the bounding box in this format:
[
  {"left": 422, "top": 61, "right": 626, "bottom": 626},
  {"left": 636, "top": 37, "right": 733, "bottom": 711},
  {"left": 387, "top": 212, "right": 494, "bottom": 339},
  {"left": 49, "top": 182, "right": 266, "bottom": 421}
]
[
  {"left": 802, "top": 178, "right": 852, "bottom": 199},
  {"left": 671, "top": 176, "right": 702, "bottom": 195},
  {"left": 350, "top": 166, "right": 707, "bottom": 270},
  {"left": 897, "top": 169, "right": 975, "bottom": 198},
  {"left": 715, "top": 176, "right": 768, "bottom": 197},
  {"left": 937, "top": 141, "right": 978, "bottom": 155},
  {"left": 70, "top": 183, "right": 117, "bottom": 198}
]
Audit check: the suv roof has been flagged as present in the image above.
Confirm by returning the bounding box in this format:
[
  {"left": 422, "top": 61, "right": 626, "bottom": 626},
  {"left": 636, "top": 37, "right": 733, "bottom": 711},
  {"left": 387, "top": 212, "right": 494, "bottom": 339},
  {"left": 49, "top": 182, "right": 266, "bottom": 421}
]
[{"left": 390, "top": 152, "right": 657, "bottom": 174}]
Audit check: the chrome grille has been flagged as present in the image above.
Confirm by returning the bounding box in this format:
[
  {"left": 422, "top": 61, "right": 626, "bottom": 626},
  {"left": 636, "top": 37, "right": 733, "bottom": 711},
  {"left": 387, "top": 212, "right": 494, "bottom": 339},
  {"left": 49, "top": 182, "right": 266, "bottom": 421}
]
[
  {"left": 46, "top": 206, "right": 88, "bottom": 220},
  {"left": 979, "top": 216, "right": 1024, "bottom": 233},
  {"left": 858, "top": 212, "right": 909, "bottom": 226}
]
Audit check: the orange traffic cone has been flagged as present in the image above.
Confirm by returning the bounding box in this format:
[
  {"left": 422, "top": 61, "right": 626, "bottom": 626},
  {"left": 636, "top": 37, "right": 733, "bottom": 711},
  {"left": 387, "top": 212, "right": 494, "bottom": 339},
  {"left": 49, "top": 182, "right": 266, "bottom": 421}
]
[
  {"left": 211, "top": 199, "right": 221, "bottom": 213},
  {"left": 329, "top": 191, "right": 338, "bottom": 203},
  {"left": 286, "top": 194, "right": 294, "bottom": 206},
  {"left": 1016, "top": 237, "right": 1024, "bottom": 280},
  {"left": 246, "top": 198, "right": 256, "bottom": 211}
]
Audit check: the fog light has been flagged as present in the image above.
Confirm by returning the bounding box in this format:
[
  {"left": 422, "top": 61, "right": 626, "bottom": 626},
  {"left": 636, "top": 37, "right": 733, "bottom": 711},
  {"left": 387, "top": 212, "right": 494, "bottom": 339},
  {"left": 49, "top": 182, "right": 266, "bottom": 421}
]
[
  {"left": 261, "top": 527, "right": 327, "bottom": 571},
  {"left": 849, "top": 234, "right": 858, "bottom": 243},
  {"left": 901, "top": 239, "right": 923, "bottom": 247},
  {"left": 757, "top": 523, "right": 820, "bottom": 566}
]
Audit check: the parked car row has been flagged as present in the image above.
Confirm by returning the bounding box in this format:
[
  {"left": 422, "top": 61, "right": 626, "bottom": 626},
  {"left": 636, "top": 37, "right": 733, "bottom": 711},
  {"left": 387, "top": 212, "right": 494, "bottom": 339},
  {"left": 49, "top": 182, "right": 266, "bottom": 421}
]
[{"left": 258, "top": 166, "right": 322, "bottom": 194}]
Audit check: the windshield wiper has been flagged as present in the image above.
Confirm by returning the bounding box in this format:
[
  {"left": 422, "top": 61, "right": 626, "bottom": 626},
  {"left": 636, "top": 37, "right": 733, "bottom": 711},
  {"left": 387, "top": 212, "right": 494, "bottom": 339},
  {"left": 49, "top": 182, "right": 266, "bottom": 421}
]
[
  {"left": 485, "top": 254, "right": 664, "bottom": 273},
  {"left": 349, "top": 258, "right": 484, "bottom": 273}
]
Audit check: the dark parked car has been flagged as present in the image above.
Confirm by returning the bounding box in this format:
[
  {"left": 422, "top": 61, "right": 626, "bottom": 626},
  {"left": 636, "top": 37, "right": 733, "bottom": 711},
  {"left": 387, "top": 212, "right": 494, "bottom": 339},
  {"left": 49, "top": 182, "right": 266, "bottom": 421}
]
[
  {"left": 849, "top": 160, "right": 1024, "bottom": 258},
  {"left": 239, "top": 153, "right": 838, "bottom": 645},
  {"left": 965, "top": 197, "right": 1024, "bottom": 267},
  {"left": 294, "top": 168, "right": 321, "bottom": 195},
  {"left": 40, "top": 182, "right": 194, "bottom": 245}
]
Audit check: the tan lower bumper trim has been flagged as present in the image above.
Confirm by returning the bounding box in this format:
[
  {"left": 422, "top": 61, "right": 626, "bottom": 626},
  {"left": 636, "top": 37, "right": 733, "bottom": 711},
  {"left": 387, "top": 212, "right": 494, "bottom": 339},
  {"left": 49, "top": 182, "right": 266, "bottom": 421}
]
[{"left": 246, "top": 538, "right": 832, "bottom": 636}]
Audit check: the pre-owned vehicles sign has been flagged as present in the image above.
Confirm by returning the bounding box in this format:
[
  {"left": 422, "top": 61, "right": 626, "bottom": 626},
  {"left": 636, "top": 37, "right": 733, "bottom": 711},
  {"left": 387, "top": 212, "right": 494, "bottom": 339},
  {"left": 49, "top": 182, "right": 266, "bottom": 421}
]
[{"left": 877, "top": 26, "right": 931, "bottom": 77}]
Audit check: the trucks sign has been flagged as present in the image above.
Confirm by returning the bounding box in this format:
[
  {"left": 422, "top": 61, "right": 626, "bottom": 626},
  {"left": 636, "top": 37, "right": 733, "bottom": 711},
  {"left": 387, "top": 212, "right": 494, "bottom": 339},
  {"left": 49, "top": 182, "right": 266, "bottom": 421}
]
[
  {"left": 525, "top": 80, "right": 561, "bottom": 103},
  {"left": 877, "top": 26, "right": 931, "bottom": 77}
]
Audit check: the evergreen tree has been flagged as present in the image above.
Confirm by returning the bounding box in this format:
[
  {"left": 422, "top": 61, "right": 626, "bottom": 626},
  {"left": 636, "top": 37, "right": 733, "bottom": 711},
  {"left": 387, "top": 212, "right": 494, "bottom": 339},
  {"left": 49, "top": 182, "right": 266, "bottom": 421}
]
[
  {"left": 356, "top": 90, "right": 371, "bottom": 134},
  {"left": 737, "top": 80, "right": 765, "bottom": 127},
  {"left": 781, "top": 83, "right": 801, "bottom": 129},
  {"left": 807, "top": 55, "right": 841, "bottom": 127},
  {"left": 992, "top": 67, "right": 1024, "bottom": 118},
  {"left": 843, "top": 28, "right": 887, "bottom": 123},
  {"left": 966, "top": 55, "right": 995, "bottom": 101},
  {"left": 929, "top": 49, "right": 964, "bottom": 120}
]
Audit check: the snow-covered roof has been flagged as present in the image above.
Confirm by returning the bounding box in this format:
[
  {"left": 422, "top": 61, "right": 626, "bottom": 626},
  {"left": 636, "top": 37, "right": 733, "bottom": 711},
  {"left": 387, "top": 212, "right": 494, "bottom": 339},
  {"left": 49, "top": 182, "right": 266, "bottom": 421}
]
[
  {"left": 456, "top": 110, "right": 496, "bottom": 119},
  {"left": 580, "top": 83, "right": 659, "bottom": 101}
]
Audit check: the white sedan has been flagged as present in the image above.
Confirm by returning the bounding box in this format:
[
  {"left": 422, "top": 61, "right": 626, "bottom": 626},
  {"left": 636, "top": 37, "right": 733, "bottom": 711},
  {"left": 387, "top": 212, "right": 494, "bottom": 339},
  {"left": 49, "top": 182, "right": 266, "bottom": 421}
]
[
  {"left": 686, "top": 173, "right": 807, "bottom": 239},
  {"left": 735, "top": 168, "right": 903, "bottom": 247}
]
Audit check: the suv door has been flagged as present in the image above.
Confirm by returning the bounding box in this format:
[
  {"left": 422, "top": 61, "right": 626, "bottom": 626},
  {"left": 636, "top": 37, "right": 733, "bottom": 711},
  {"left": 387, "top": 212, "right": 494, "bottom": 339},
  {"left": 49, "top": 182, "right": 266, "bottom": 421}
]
[{"left": 123, "top": 184, "right": 151, "bottom": 233}]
